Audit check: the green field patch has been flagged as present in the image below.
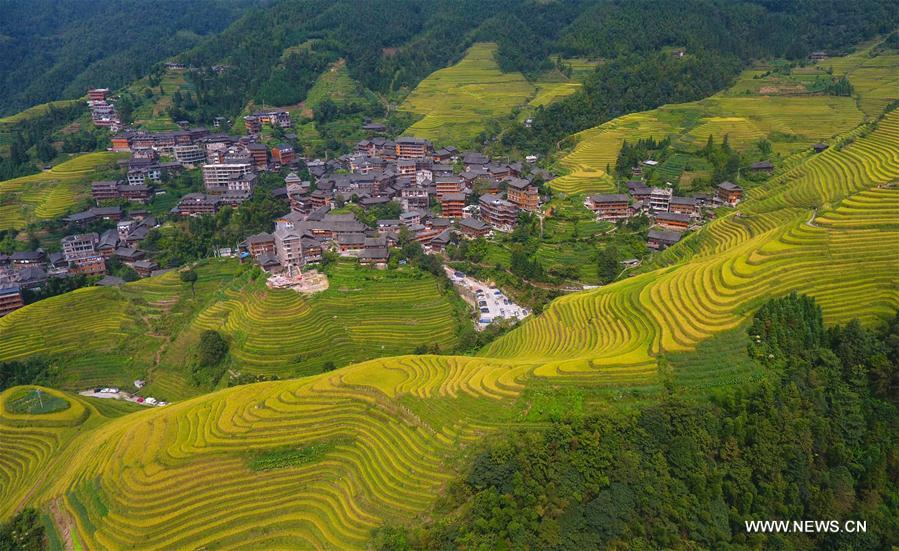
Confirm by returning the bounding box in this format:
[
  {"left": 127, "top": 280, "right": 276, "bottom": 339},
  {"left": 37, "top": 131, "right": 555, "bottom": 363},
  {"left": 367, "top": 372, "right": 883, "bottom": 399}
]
[
  {"left": 247, "top": 438, "right": 352, "bottom": 471},
  {"left": 5, "top": 388, "right": 70, "bottom": 414}
]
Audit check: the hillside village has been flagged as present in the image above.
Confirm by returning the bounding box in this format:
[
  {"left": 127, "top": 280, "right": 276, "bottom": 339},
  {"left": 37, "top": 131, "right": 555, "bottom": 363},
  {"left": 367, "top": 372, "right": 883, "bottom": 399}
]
[
  {"left": 1, "top": 2, "right": 898, "bottom": 550},
  {"left": 1, "top": 85, "right": 762, "bottom": 319}
]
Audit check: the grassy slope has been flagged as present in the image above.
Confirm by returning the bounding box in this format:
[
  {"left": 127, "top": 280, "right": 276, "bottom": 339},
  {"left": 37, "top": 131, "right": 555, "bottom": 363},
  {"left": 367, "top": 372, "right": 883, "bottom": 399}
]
[
  {"left": 1, "top": 44, "right": 898, "bottom": 551},
  {"left": 550, "top": 41, "right": 893, "bottom": 195},
  {"left": 0, "top": 152, "right": 128, "bottom": 231},
  {"left": 126, "top": 69, "right": 192, "bottom": 132},
  {"left": 400, "top": 43, "right": 536, "bottom": 146},
  {"left": 0, "top": 259, "right": 462, "bottom": 402},
  {"left": 0, "top": 99, "right": 83, "bottom": 126}
]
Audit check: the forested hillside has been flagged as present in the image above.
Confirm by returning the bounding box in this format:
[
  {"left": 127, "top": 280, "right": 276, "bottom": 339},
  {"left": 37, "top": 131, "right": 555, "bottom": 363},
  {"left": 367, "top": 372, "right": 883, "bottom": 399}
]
[
  {"left": 166, "top": 0, "right": 899, "bottom": 144},
  {"left": 506, "top": 0, "right": 899, "bottom": 152},
  {"left": 0, "top": 0, "right": 254, "bottom": 116}
]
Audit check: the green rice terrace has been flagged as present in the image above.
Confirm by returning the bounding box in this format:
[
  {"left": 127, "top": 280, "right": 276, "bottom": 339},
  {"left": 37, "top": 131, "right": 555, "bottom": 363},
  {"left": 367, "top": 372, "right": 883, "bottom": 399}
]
[{"left": 2, "top": 58, "right": 898, "bottom": 547}]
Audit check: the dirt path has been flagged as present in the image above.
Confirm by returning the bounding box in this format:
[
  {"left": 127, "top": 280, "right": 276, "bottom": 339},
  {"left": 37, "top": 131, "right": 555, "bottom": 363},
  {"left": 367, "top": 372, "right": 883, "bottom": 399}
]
[
  {"left": 48, "top": 497, "right": 75, "bottom": 551},
  {"left": 806, "top": 207, "right": 818, "bottom": 227}
]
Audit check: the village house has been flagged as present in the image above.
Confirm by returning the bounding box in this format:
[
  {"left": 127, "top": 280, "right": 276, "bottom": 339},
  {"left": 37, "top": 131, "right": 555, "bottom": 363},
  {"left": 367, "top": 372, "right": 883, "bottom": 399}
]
[
  {"left": 749, "top": 160, "right": 774, "bottom": 174},
  {"left": 244, "top": 111, "right": 291, "bottom": 133},
  {"left": 716, "top": 182, "right": 743, "bottom": 206},
  {"left": 362, "top": 122, "right": 386, "bottom": 133},
  {"left": 479, "top": 194, "right": 518, "bottom": 232},
  {"left": 174, "top": 193, "right": 220, "bottom": 216},
  {"left": 812, "top": 142, "right": 829, "bottom": 154},
  {"left": 337, "top": 233, "right": 366, "bottom": 255},
  {"left": 506, "top": 178, "right": 540, "bottom": 212},
  {"left": 626, "top": 181, "right": 652, "bottom": 202},
  {"left": 0, "top": 286, "right": 24, "bottom": 317},
  {"left": 395, "top": 137, "right": 431, "bottom": 159},
  {"left": 88, "top": 88, "right": 110, "bottom": 102},
  {"left": 64, "top": 206, "right": 123, "bottom": 224},
  {"left": 98, "top": 229, "right": 120, "bottom": 258},
  {"left": 61, "top": 233, "right": 100, "bottom": 262},
  {"left": 132, "top": 260, "right": 159, "bottom": 278},
  {"left": 668, "top": 196, "right": 700, "bottom": 218},
  {"left": 202, "top": 163, "right": 255, "bottom": 194},
  {"left": 91, "top": 180, "right": 120, "bottom": 201},
  {"left": 247, "top": 143, "right": 270, "bottom": 170},
  {"left": 273, "top": 227, "right": 304, "bottom": 267},
  {"left": 463, "top": 152, "right": 490, "bottom": 172},
  {"left": 401, "top": 186, "right": 429, "bottom": 211},
  {"left": 173, "top": 144, "right": 207, "bottom": 167},
  {"left": 653, "top": 211, "right": 692, "bottom": 231},
  {"left": 587, "top": 194, "right": 630, "bottom": 221},
  {"left": 360, "top": 236, "right": 390, "bottom": 266},
  {"left": 10, "top": 251, "right": 45, "bottom": 269},
  {"left": 244, "top": 233, "right": 276, "bottom": 259},
  {"left": 459, "top": 217, "right": 490, "bottom": 239},
  {"left": 57, "top": 233, "right": 105, "bottom": 274},
  {"left": 647, "top": 229, "right": 683, "bottom": 250},
  {"left": 114, "top": 247, "right": 145, "bottom": 265},
  {"left": 271, "top": 144, "right": 295, "bottom": 167},
  {"left": 434, "top": 175, "right": 464, "bottom": 198},
  {"left": 440, "top": 192, "right": 466, "bottom": 218},
  {"left": 429, "top": 230, "right": 452, "bottom": 252},
  {"left": 649, "top": 187, "right": 672, "bottom": 212}
]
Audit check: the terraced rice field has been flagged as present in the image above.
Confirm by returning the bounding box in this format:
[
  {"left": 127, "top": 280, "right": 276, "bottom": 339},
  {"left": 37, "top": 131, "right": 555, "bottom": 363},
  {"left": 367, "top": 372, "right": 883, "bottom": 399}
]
[
  {"left": 548, "top": 44, "right": 898, "bottom": 195},
  {"left": 819, "top": 40, "right": 899, "bottom": 117},
  {"left": 551, "top": 111, "right": 682, "bottom": 194},
  {"left": 190, "top": 261, "right": 461, "bottom": 376},
  {"left": 304, "top": 59, "right": 372, "bottom": 112},
  {"left": 400, "top": 43, "right": 535, "bottom": 145},
  {"left": 3, "top": 49, "right": 898, "bottom": 550},
  {"left": 0, "top": 152, "right": 127, "bottom": 230},
  {"left": 0, "top": 259, "right": 462, "bottom": 400}
]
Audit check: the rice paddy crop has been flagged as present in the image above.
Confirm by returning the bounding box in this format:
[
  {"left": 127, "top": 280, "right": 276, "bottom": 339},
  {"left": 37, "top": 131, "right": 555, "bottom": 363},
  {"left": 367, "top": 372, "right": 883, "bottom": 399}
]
[
  {"left": 0, "top": 259, "right": 462, "bottom": 399},
  {"left": 400, "top": 43, "right": 535, "bottom": 145},
  {"left": 0, "top": 152, "right": 127, "bottom": 230}
]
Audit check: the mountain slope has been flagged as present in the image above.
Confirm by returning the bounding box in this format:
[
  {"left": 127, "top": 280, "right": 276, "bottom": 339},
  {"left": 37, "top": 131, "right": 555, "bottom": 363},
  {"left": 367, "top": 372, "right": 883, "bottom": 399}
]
[
  {"left": 0, "top": 0, "right": 254, "bottom": 116},
  {"left": 3, "top": 54, "right": 898, "bottom": 547}
]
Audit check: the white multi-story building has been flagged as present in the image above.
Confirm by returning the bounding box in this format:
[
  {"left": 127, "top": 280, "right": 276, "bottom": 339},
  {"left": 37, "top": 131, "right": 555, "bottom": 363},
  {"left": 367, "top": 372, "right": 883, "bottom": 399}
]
[
  {"left": 203, "top": 163, "right": 254, "bottom": 194},
  {"left": 273, "top": 227, "right": 303, "bottom": 267},
  {"left": 649, "top": 187, "right": 672, "bottom": 212}
]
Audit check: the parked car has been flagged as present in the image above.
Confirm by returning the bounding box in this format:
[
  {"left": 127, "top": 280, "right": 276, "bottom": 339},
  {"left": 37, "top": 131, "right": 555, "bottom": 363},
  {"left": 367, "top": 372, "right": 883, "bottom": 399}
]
[{"left": 480, "top": 307, "right": 489, "bottom": 313}]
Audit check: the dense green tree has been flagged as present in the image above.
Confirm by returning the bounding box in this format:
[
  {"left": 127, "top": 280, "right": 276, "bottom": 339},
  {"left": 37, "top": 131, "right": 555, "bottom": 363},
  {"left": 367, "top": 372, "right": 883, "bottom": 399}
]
[
  {"left": 0, "top": 508, "right": 45, "bottom": 551},
  {"left": 198, "top": 330, "right": 228, "bottom": 367},
  {"left": 179, "top": 269, "right": 198, "bottom": 297},
  {"left": 595, "top": 245, "right": 619, "bottom": 284}
]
